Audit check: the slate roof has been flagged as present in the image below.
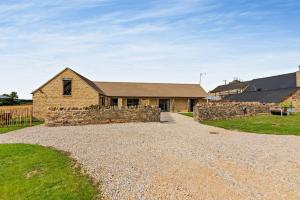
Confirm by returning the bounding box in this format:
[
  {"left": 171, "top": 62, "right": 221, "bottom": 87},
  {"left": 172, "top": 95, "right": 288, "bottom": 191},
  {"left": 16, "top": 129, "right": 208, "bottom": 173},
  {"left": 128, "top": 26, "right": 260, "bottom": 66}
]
[
  {"left": 94, "top": 81, "right": 207, "bottom": 98},
  {"left": 226, "top": 88, "right": 297, "bottom": 103},
  {"left": 245, "top": 73, "right": 296, "bottom": 92},
  {"left": 210, "top": 81, "right": 249, "bottom": 93},
  {"left": 226, "top": 72, "right": 298, "bottom": 103}
]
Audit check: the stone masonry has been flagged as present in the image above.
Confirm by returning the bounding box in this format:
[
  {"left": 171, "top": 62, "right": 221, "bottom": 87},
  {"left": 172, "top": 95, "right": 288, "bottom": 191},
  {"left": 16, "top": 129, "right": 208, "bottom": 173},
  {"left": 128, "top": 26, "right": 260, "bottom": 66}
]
[
  {"left": 194, "top": 102, "right": 271, "bottom": 122},
  {"left": 45, "top": 105, "right": 161, "bottom": 127},
  {"left": 283, "top": 89, "right": 300, "bottom": 112},
  {"left": 33, "top": 69, "right": 100, "bottom": 120}
]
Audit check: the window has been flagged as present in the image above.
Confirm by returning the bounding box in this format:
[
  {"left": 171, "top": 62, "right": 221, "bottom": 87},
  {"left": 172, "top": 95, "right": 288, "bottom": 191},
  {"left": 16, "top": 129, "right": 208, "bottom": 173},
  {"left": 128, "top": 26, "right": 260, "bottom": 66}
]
[
  {"left": 99, "top": 96, "right": 105, "bottom": 107},
  {"left": 63, "top": 79, "right": 72, "bottom": 96},
  {"left": 111, "top": 98, "right": 118, "bottom": 106},
  {"left": 127, "top": 99, "right": 139, "bottom": 107}
]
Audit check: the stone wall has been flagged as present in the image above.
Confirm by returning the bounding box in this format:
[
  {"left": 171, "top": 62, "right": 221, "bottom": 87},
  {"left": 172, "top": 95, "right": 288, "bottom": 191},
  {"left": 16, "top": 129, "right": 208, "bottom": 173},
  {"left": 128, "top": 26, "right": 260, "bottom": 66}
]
[
  {"left": 194, "top": 102, "right": 271, "bottom": 122},
  {"left": 45, "top": 105, "right": 160, "bottom": 127}
]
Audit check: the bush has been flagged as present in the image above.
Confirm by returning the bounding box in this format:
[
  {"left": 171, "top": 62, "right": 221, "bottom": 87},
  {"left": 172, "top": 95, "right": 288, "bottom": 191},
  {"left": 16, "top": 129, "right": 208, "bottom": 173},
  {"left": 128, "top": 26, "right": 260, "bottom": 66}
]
[{"left": 279, "top": 102, "right": 294, "bottom": 109}]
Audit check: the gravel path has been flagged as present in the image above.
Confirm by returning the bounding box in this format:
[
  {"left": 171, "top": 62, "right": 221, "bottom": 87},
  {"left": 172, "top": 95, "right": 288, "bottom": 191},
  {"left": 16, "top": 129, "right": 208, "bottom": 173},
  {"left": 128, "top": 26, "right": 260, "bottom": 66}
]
[{"left": 1, "top": 113, "right": 300, "bottom": 200}]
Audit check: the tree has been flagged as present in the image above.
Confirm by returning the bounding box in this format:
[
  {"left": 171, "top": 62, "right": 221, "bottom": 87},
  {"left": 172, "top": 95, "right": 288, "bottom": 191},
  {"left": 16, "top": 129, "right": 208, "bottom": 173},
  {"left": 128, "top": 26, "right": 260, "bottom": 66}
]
[
  {"left": 9, "top": 92, "right": 18, "bottom": 101},
  {"left": 0, "top": 92, "right": 19, "bottom": 105}
]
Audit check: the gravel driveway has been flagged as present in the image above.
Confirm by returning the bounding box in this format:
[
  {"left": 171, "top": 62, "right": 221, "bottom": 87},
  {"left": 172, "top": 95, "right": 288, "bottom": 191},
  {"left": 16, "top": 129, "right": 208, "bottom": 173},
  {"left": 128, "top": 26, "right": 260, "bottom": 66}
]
[{"left": 1, "top": 113, "right": 300, "bottom": 200}]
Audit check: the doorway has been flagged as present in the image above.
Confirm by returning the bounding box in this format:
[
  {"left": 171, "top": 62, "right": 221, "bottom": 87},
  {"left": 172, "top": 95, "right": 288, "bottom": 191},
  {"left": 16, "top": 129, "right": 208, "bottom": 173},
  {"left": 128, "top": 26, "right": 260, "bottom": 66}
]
[
  {"left": 159, "top": 99, "right": 170, "bottom": 112},
  {"left": 189, "top": 99, "right": 198, "bottom": 112}
]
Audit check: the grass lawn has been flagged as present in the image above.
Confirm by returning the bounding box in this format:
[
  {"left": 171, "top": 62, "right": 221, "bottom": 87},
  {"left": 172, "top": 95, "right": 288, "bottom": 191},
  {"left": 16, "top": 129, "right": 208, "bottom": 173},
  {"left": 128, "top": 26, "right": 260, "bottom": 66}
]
[
  {"left": 202, "top": 114, "right": 300, "bottom": 136},
  {"left": 0, "top": 121, "right": 43, "bottom": 134},
  {"left": 179, "top": 112, "right": 193, "bottom": 117},
  {"left": 0, "top": 144, "right": 100, "bottom": 200}
]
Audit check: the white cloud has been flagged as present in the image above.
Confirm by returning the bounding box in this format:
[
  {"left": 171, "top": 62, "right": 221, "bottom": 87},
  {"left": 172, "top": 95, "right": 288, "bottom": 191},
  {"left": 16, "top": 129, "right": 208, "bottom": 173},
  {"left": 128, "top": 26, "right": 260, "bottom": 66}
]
[{"left": 0, "top": 0, "right": 299, "bottom": 98}]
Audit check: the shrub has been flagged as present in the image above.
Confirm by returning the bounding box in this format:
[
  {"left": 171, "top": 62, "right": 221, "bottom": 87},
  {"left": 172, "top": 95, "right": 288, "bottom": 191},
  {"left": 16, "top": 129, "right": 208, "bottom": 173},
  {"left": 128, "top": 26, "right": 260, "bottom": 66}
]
[{"left": 279, "top": 102, "right": 294, "bottom": 109}]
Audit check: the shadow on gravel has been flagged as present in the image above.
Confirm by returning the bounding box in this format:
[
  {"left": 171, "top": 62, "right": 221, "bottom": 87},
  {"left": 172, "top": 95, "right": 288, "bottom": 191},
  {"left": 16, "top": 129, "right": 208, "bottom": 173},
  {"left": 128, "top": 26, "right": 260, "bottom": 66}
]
[{"left": 160, "top": 113, "right": 176, "bottom": 124}]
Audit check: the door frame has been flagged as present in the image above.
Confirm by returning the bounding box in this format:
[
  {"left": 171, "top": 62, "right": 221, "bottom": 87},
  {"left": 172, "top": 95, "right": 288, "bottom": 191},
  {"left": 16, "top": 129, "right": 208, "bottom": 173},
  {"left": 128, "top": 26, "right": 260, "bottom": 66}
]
[
  {"left": 189, "top": 99, "right": 198, "bottom": 112},
  {"left": 159, "top": 99, "right": 170, "bottom": 112}
]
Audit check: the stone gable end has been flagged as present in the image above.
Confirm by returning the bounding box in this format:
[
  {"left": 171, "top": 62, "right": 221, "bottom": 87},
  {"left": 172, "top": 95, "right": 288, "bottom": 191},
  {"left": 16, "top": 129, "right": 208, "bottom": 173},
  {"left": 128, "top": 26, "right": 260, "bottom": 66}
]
[
  {"left": 33, "top": 69, "right": 100, "bottom": 120},
  {"left": 284, "top": 88, "right": 300, "bottom": 112},
  {"left": 297, "top": 71, "right": 300, "bottom": 88}
]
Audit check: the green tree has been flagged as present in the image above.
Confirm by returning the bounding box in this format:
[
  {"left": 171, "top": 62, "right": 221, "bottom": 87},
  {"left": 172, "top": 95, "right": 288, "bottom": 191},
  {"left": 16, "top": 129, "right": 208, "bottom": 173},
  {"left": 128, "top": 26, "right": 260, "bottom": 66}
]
[
  {"left": 0, "top": 92, "right": 19, "bottom": 105},
  {"left": 9, "top": 92, "right": 18, "bottom": 101}
]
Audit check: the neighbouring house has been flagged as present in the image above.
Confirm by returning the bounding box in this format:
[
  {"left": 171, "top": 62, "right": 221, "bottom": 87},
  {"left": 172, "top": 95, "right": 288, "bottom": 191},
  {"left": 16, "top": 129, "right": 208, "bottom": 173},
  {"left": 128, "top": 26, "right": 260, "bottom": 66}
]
[
  {"left": 32, "top": 68, "right": 208, "bottom": 120},
  {"left": 210, "top": 80, "right": 250, "bottom": 98},
  {"left": 0, "top": 95, "right": 11, "bottom": 106},
  {"left": 0, "top": 95, "right": 9, "bottom": 99},
  {"left": 224, "top": 69, "right": 300, "bottom": 112}
]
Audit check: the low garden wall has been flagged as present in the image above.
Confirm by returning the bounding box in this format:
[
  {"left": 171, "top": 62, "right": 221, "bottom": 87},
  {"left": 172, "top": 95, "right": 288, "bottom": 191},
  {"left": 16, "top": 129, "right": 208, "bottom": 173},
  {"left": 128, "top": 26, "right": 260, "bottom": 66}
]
[
  {"left": 45, "top": 105, "right": 160, "bottom": 127},
  {"left": 194, "top": 102, "right": 271, "bottom": 122}
]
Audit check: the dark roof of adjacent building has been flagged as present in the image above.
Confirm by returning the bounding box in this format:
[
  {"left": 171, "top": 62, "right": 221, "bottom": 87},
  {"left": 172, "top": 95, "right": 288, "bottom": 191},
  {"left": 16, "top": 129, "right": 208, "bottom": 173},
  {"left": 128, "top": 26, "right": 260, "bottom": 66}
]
[
  {"left": 245, "top": 73, "right": 296, "bottom": 92},
  {"left": 210, "top": 80, "right": 249, "bottom": 93},
  {"left": 226, "top": 72, "right": 297, "bottom": 103},
  {"left": 225, "top": 88, "right": 297, "bottom": 103},
  {"left": 94, "top": 81, "right": 207, "bottom": 98},
  {"left": 32, "top": 68, "right": 208, "bottom": 98}
]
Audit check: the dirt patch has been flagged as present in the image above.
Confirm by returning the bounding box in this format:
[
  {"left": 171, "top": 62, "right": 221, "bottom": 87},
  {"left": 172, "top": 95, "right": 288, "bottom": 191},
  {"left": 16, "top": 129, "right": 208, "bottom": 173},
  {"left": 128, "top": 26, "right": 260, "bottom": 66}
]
[{"left": 24, "top": 169, "right": 43, "bottom": 179}]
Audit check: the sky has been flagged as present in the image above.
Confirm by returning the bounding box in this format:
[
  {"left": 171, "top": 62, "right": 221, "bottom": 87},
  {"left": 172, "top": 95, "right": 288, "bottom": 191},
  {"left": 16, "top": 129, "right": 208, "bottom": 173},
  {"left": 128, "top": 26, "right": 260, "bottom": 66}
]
[{"left": 0, "top": 0, "right": 300, "bottom": 99}]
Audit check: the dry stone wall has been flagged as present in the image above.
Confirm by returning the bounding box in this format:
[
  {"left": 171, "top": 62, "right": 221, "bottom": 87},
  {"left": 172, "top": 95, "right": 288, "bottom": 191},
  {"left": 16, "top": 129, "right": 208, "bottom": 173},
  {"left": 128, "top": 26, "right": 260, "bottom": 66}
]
[
  {"left": 45, "top": 105, "right": 160, "bottom": 127},
  {"left": 194, "top": 102, "right": 271, "bottom": 122}
]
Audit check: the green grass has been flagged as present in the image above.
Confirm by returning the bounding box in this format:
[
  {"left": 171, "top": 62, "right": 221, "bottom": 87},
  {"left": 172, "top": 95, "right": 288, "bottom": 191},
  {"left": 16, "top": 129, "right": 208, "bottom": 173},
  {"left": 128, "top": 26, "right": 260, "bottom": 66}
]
[
  {"left": 0, "top": 121, "right": 43, "bottom": 134},
  {"left": 202, "top": 114, "right": 300, "bottom": 136},
  {"left": 0, "top": 144, "right": 100, "bottom": 200},
  {"left": 179, "top": 112, "right": 193, "bottom": 117}
]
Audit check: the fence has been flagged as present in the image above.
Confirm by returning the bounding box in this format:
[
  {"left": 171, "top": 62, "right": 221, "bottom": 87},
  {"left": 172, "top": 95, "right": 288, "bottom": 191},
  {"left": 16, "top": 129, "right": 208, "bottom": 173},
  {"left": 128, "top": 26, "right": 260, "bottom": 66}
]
[{"left": 0, "top": 105, "right": 33, "bottom": 127}]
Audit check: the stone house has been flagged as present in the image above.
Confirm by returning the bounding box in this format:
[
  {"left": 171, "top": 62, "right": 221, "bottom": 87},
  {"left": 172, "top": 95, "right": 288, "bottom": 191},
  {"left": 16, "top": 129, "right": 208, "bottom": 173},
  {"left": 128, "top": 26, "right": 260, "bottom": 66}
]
[
  {"left": 225, "top": 70, "right": 300, "bottom": 112},
  {"left": 32, "top": 68, "right": 207, "bottom": 120},
  {"left": 210, "top": 80, "right": 249, "bottom": 97},
  {"left": 0, "top": 95, "right": 10, "bottom": 99}
]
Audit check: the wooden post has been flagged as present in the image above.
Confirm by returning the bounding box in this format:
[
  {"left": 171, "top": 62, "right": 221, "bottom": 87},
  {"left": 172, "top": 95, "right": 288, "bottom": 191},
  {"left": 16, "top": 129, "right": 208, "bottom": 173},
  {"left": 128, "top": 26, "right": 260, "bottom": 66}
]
[
  {"left": 29, "top": 107, "right": 32, "bottom": 127},
  {"left": 118, "top": 98, "right": 123, "bottom": 109},
  {"left": 172, "top": 98, "right": 175, "bottom": 112}
]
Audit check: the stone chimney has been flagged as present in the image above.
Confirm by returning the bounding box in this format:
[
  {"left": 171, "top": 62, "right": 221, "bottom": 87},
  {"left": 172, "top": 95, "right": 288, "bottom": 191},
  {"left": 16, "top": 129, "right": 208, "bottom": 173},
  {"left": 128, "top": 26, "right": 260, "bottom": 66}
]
[{"left": 297, "top": 66, "right": 300, "bottom": 87}]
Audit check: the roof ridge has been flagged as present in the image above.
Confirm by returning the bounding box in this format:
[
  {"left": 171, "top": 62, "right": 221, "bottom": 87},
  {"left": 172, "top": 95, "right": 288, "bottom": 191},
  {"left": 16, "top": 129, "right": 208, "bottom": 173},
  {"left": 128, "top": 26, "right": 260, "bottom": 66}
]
[
  {"left": 93, "top": 81, "right": 201, "bottom": 85},
  {"left": 243, "top": 87, "right": 297, "bottom": 93},
  {"left": 252, "top": 72, "right": 296, "bottom": 81},
  {"left": 217, "top": 80, "right": 250, "bottom": 87}
]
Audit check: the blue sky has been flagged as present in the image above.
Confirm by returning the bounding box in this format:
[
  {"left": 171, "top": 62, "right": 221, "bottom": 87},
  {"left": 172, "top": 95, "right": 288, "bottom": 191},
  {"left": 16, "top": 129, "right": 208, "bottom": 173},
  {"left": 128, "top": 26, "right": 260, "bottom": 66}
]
[{"left": 1, "top": 0, "right": 300, "bottom": 98}]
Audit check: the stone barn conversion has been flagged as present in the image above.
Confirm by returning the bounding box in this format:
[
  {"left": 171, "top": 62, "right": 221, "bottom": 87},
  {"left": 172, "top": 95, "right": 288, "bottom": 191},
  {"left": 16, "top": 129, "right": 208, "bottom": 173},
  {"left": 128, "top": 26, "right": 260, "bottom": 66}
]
[{"left": 32, "top": 68, "right": 207, "bottom": 120}]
